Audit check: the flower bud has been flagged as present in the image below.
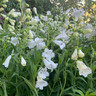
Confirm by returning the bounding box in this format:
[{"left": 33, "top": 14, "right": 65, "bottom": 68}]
[
  {"left": 78, "top": 49, "right": 85, "bottom": 58},
  {"left": 29, "top": 30, "right": 33, "bottom": 39},
  {"left": 25, "top": 8, "right": 31, "bottom": 14},
  {"left": 33, "top": 7, "right": 37, "bottom": 15},
  {"left": 71, "top": 49, "right": 78, "bottom": 60},
  {"left": 21, "top": 56, "right": 26, "bottom": 66},
  {"left": 0, "top": 8, "right": 4, "bottom": 12}
]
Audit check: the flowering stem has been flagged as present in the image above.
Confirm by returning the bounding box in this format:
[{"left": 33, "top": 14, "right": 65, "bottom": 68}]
[
  {"left": 90, "top": 58, "right": 93, "bottom": 89},
  {"left": 59, "top": 71, "right": 66, "bottom": 96}
]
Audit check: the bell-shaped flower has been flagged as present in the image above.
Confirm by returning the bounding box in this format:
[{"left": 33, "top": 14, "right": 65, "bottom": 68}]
[
  {"left": 38, "top": 67, "right": 49, "bottom": 79},
  {"left": 21, "top": 56, "right": 26, "bottom": 66},
  {"left": 71, "top": 49, "right": 78, "bottom": 60},
  {"left": 10, "top": 37, "right": 19, "bottom": 46},
  {"left": 53, "top": 40, "right": 65, "bottom": 50},
  {"left": 42, "top": 48, "right": 55, "bottom": 60},
  {"left": 43, "top": 59, "right": 58, "bottom": 72},
  {"left": 78, "top": 49, "right": 85, "bottom": 58},
  {"left": 2, "top": 55, "right": 12, "bottom": 68},
  {"left": 35, "top": 76, "right": 48, "bottom": 90},
  {"left": 27, "top": 39, "right": 36, "bottom": 49},
  {"left": 76, "top": 60, "right": 92, "bottom": 77},
  {"left": 35, "top": 37, "right": 46, "bottom": 50}
]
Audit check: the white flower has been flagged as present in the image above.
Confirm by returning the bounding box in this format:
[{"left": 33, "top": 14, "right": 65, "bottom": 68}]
[
  {"left": 35, "top": 76, "right": 48, "bottom": 90},
  {"left": 27, "top": 39, "right": 36, "bottom": 49},
  {"left": 42, "top": 48, "right": 55, "bottom": 60},
  {"left": 33, "top": 7, "right": 37, "bottom": 15},
  {"left": 2, "top": 55, "right": 12, "bottom": 68},
  {"left": 71, "top": 49, "right": 78, "bottom": 60},
  {"left": 21, "top": 56, "right": 26, "bottom": 66},
  {"left": 10, "top": 37, "right": 19, "bottom": 46},
  {"left": 34, "top": 16, "right": 40, "bottom": 22},
  {"left": 38, "top": 67, "right": 49, "bottom": 79},
  {"left": 78, "top": 49, "right": 85, "bottom": 58},
  {"left": 76, "top": 61, "right": 92, "bottom": 77},
  {"left": 43, "top": 59, "right": 58, "bottom": 71},
  {"left": 35, "top": 37, "right": 45, "bottom": 50},
  {"left": 71, "top": 8, "right": 85, "bottom": 21},
  {"left": 27, "top": 37, "right": 45, "bottom": 50},
  {"left": 55, "top": 30, "right": 69, "bottom": 40},
  {"left": 47, "top": 11, "right": 51, "bottom": 15},
  {"left": 53, "top": 40, "right": 65, "bottom": 49},
  {"left": 36, "top": 42, "right": 46, "bottom": 50}
]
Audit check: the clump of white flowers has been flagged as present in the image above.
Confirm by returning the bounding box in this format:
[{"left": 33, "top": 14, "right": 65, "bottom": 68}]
[{"left": 71, "top": 48, "right": 91, "bottom": 77}]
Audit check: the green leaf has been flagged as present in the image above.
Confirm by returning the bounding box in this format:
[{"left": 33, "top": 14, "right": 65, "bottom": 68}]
[{"left": 74, "top": 89, "right": 84, "bottom": 96}]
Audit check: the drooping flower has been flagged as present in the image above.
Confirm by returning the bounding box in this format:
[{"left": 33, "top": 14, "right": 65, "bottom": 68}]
[
  {"left": 42, "top": 48, "right": 55, "bottom": 60},
  {"left": 38, "top": 67, "right": 49, "bottom": 79},
  {"left": 78, "top": 49, "right": 85, "bottom": 58},
  {"left": 35, "top": 37, "right": 45, "bottom": 50},
  {"left": 21, "top": 56, "right": 26, "bottom": 66},
  {"left": 43, "top": 59, "right": 58, "bottom": 71},
  {"left": 76, "top": 60, "right": 92, "bottom": 77},
  {"left": 35, "top": 76, "right": 48, "bottom": 90},
  {"left": 2, "top": 55, "right": 12, "bottom": 68},
  {"left": 10, "top": 37, "right": 19, "bottom": 46},
  {"left": 71, "top": 49, "right": 78, "bottom": 60},
  {"left": 53, "top": 40, "right": 65, "bottom": 50},
  {"left": 27, "top": 39, "right": 36, "bottom": 49},
  {"left": 71, "top": 8, "right": 85, "bottom": 21},
  {"left": 47, "top": 11, "right": 51, "bottom": 15}
]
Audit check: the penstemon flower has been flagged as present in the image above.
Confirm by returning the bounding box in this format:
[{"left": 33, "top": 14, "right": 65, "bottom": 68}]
[
  {"left": 35, "top": 76, "right": 48, "bottom": 90},
  {"left": 38, "top": 67, "right": 49, "bottom": 79},
  {"left": 2, "top": 55, "right": 12, "bottom": 68},
  {"left": 43, "top": 59, "right": 58, "bottom": 72},
  {"left": 76, "top": 60, "right": 92, "bottom": 77},
  {"left": 42, "top": 48, "right": 55, "bottom": 60},
  {"left": 10, "top": 37, "right": 19, "bottom": 46}
]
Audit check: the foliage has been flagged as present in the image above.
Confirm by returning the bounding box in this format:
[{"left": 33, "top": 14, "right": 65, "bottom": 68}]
[{"left": 0, "top": 0, "right": 96, "bottom": 96}]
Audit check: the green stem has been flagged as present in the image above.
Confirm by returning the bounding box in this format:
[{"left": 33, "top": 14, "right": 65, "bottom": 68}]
[
  {"left": 90, "top": 58, "right": 93, "bottom": 89},
  {"left": 3, "top": 82, "right": 8, "bottom": 96},
  {"left": 59, "top": 72, "right": 66, "bottom": 96},
  {"left": 49, "top": 82, "right": 56, "bottom": 96}
]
